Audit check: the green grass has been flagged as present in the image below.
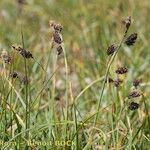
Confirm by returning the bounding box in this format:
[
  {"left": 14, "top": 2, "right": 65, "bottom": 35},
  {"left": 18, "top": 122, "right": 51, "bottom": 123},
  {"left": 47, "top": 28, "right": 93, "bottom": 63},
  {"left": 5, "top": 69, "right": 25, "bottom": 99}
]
[{"left": 0, "top": 0, "right": 150, "bottom": 149}]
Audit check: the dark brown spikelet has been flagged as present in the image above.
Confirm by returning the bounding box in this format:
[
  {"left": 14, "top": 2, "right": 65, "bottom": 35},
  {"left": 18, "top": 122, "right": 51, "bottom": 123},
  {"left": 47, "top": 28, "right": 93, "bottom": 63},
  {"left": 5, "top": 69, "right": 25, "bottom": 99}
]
[
  {"left": 115, "top": 67, "right": 128, "bottom": 74},
  {"left": 107, "top": 44, "right": 117, "bottom": 55},
  {"left": 133, "top": 79, "right": 141, "bottom": 88},
  {"left": 20, "top": 49, "right": 33, "bottom": 59},
  {"left": 125, "top": 33, "right": 137, "bottom": 46},
  {"left": 114, "top": 78, "right": 122, "bottom": 87},
  {"left": 53, "top": 31, "right": 63, "bottom": 44},
  {"left": 12, "top": 45, "right": 33, "bottom": 59},
  {"left": 128, "top": 90, "right": 141, "bottom": 99},
  {"left": 128, "top": 102, "right": 139, "bottom": 111},
  {"left": 57, "top": 45, "right": 63, "bottom": 55},
  {"left": 10, "top": 71, "right": 19, "bottom": 79}
]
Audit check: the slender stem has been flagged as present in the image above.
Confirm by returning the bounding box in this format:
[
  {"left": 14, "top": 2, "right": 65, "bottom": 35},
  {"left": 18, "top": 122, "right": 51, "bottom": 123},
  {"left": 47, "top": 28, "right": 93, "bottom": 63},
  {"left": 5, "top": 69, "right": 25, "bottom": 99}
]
[
  {"left": 21, "top": 28, "right": 29, "bottom": 143},
  {"left": 2, "top": 62, "right": 7, "bottom": 139},
  {"left": 93, "top": 28, "right": 129, "bottom": 127},
  {"left": 142, "top": 95, "right": 150, "bottom": 125},
  {"left": 63, "top": 45, "right": 69, "bottom": 141},
  {"left": 73, "top": 103, "right": 78, "bottom": 150},
  {"left": 9, "top": 64, "right": 13, "bottom": 138},
  {"left": 51, "top": 46, "right": 57, "bottom": 137},
  {"left": 69, "top": 82, "right": 78, "bottom": 149},
  {"left": 32, "top": 57, "right": 46, "bottom": 73}
]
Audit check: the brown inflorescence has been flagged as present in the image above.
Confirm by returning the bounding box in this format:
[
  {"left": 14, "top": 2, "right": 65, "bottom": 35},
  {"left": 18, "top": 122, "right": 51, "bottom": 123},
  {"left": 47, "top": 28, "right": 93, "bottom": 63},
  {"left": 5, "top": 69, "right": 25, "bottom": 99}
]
[
  {"left": 128, "top": 102, "right": 139, "bottom": 110},
  {"left": 50, "top": 20, "right": 64, "bottom": 55},
  {"left": 128, "top": 90, "right": 141, "bottom": 99},
  {"left": 107, "top": 44, "right": 117, "bottom": 55},
  {"left": 125, "top": 33, "right": 137, "bottom": 46},
  {"left": 53, "top": 31, "right": 63, "bottom": 44},
  {"left": 12, "top": 45, "right": 33, "bottom": 59},
  {"left": 115, "top": 67, "right": 128, "bottom": 74},
  {"left": 56, "top": 45, "right": 63, "bottom": 55},
  {"left": 10, "top": 71, "right": 19, "bottom": 79}
]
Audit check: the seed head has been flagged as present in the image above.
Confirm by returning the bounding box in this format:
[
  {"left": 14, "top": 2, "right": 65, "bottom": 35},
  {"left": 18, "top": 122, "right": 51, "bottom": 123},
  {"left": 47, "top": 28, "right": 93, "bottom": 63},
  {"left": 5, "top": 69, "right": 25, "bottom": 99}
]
[
  {"left": 12, "top": 45, "right": 33, "bottom": 59},
  {"left": 128, "top": 102, "right": 139, "bottom": 111},
  {"left": 57, "top": 45, "right": 63, "bottom": 55},
  {"left": 53, "top": 31, "right": 63, "bottom": 44},
  {"left": 107, "top": 44, "right": 117, "bottom": 55},
  {"left": 20, "top": 49, "right": 33, "bottom": 59},
  {"left": 10, "top": 71, "right": 18, "bottom": 78},
  {"left": 115, "top": 67, "right": 128, "bottom": 74},
  {"left": 10, "top": 71, "right": 19, "bottom": 78},
  {"left": 125, "top": 33, "right": 138, "bottom": 46},
  {"left": 128, "top": 90, "right": 141, "bottom": 99}
]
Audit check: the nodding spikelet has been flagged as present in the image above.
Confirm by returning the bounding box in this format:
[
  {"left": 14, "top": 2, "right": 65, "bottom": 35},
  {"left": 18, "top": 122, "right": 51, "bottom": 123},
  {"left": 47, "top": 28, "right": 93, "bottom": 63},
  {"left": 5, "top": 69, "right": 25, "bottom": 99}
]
[
  {"left": 12, "top": 45, "right": 33, "bottom": 59},
  {"left": 56, "top": 45, "right": 63, "bottom": 55},
  {"left": 133, "top": 79, "right": 141, "bottom": 88},
  {"left": 107, "top": 44, "right": 117, "bottom": 55},
  {"left": 10, "top": 71, "right": 19, "bottom": 79},
  {"left": 128, "top": 102, "right": 139, "bottom": 110},
  {"left": 114, "top": 78, "right": 122, "bottom": 87},
  {"left": 125, "top": 33, "right": 137, "bottom": 46},
  {"left": 128, "top": 90, "right": 141, "bottom": 99},
  {"left": 1, "top": 49, "right": 12, "bottom": 64},
  {"left": 115, "top": 67, "right": 128, "bottom": 74},
  {"left": 53, "top": 31, "right": 63, "bottom": 44}
]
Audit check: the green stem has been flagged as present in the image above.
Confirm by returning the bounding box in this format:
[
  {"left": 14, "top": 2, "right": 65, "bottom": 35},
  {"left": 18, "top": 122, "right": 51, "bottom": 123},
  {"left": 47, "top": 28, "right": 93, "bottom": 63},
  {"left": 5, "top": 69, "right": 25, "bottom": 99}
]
[
  {"left": 93, "top": 28, "right": 129, "bottom": 127},
  {"left": 21, "top": 28, "right": 30, "bottom": 146}
]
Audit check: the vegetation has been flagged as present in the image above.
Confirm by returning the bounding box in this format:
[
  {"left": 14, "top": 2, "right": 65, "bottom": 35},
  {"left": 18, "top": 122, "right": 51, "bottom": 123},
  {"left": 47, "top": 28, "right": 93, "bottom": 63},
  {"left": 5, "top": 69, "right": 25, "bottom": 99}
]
[{"left": 0, "top": 0, "right": 150, "bottom": 149}]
